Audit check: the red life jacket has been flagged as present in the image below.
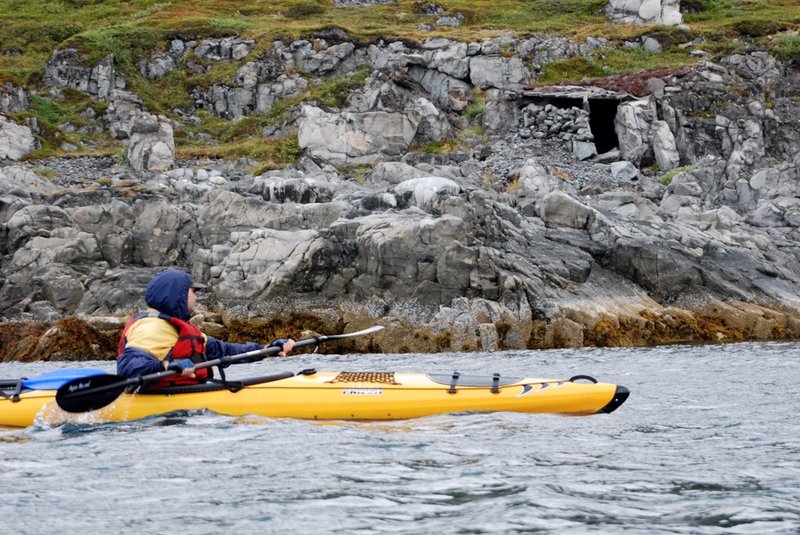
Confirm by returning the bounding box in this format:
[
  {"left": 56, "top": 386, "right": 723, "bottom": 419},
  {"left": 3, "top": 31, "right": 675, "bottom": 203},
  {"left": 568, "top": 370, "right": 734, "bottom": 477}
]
[{"left": 118, "top": 312, "right": 211, "bottom": 386}]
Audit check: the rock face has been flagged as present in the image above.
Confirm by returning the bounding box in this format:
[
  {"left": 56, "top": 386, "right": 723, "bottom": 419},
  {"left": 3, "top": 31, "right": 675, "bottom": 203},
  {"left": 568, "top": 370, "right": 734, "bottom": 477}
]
[
  {"left": 126, "top": 113, "right": 175, "bottom": 172},
  {"left": 606, "top": 0, "right": 683, "bottom": 25},
  {"left": 44, "top": 49, "right": 125, "bottom": 100},
  {"left": 43, "top": 50, "right": 176, "bottom": 172},
  {"left": 0, "top": 116, "right": 37, "bottom": 160},
  {"left": 298, "top": 105, "right": 420, "bottom": 164},
  {"left": 3, "top": 37, "right": 800, "bottom": 357},
  {"left": 0, "top": 82, "right": 28, "bottom": 114}
]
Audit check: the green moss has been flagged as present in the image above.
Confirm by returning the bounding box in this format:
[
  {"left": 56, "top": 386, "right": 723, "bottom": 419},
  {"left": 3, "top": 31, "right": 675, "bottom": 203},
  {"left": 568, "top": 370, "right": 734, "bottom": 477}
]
[
  {"left": 28, "top": 95, "right": 64, "bottom": 124},
  {"left": 418, "top": 139, "right": 461, "bottom": 154},
  {"left": 180, "top": 134, "right": 303, "bottom": 169},
  {"left": 209, "top": 18, "right": 251, "bottom": 33},
  {"left": 660, "top": 164, "right": 695, "bottom": 186},
  {"left": 315, "top": 66, "right": 371, "bottom": 108},
  {"left": 284, "top": 2, "right": 327, "bottom": 19},
  {"left": 33, "top": 167, "right": 58, "bottom": 179},
  {"left": 465, "top": 88, "right": 485, "bottom": 119},
  {"left": 65, "top": 25, "right": 165, "bottom": 69},
  {"left": 774, "top": 34, "right": 800, "bottom": 64},
  {"left": 3, "top": 0, "right": 800, "bottom": 166},
  {"left": 540, "top": 46, "right": 699, "bottom": 85},
  {"left": 538, "top": 56, "right": 613, "bottom": 84}
]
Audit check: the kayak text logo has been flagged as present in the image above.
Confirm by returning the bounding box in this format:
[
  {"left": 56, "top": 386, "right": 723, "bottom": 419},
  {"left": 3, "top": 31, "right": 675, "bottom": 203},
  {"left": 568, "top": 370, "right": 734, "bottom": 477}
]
[{"left": 341, "top": 388, "right": 383, "bottom": 395}]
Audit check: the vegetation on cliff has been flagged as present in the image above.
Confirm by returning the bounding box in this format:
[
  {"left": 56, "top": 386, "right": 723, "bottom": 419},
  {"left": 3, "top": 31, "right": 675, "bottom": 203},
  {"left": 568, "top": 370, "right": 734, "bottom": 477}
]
[{"left": 1, "top": 0, "right": 799, "bottom": 165}]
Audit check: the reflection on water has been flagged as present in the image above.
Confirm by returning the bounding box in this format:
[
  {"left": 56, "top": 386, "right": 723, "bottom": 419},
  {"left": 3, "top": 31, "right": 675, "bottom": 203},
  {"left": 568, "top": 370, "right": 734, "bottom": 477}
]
[{"left": 1, "top": 341, "right": 800, "bottom": 533}]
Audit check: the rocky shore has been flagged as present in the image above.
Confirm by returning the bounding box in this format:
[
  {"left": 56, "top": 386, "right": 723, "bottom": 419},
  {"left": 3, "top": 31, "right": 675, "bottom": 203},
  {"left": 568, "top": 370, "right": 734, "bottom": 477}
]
[{"left": 3, "top": 28, "right": 800, "bottom": 361}]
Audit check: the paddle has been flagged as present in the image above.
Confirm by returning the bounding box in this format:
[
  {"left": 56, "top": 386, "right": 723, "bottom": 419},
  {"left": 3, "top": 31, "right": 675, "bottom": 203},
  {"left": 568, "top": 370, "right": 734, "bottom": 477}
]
[
  {"left": 55, "top": 325, "right": 384, "bottom": 413},
  {"left": 1, "top": 368, "right": 108, "bottom": 391}
]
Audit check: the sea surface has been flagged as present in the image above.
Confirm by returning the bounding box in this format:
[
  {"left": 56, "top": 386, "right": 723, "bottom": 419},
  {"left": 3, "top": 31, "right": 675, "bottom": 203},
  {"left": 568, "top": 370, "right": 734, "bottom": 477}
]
[{"left": 1, "top": 341, "right": 799, "bottom": 534}]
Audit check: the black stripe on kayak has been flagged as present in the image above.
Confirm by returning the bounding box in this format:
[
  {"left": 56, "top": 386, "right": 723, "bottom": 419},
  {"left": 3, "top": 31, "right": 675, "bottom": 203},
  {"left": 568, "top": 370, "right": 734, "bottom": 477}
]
[
  {"left": 136, "top": 371, "right": 297, "bottom": 395},
  {"left": 428, "top": 373, "right": 523, "bottom": 388}
]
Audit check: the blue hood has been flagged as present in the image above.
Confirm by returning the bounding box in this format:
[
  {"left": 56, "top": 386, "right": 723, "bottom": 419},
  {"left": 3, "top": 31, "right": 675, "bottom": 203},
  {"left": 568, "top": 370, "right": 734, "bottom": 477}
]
[{"left": 145, "top": 270, "right": 192, "bottom": 320}]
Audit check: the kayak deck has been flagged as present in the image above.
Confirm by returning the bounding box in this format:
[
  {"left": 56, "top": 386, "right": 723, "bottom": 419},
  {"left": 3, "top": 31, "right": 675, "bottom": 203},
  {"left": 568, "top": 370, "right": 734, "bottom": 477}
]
[{"left": 2, "top": 369, "right": 629, "bottom": 427}]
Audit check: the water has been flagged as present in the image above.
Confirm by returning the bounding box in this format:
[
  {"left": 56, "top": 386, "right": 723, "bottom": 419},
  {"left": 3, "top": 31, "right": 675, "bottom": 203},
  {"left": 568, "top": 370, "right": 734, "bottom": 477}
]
[{"left": 1, "top": 342, "right": 799, "bottom": 534}]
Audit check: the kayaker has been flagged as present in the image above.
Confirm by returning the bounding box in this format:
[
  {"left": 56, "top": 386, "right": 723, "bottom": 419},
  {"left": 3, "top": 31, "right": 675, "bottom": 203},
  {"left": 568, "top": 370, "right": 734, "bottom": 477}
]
[{"left": 117, "top": 269, "right": 295, "bottom": 385}]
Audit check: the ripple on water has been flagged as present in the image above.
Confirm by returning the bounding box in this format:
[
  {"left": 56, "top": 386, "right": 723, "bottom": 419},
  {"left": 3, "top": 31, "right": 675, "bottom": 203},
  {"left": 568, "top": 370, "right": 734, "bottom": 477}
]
[{"left": 2, "top": 343, "right": 800, "bottom": 533}]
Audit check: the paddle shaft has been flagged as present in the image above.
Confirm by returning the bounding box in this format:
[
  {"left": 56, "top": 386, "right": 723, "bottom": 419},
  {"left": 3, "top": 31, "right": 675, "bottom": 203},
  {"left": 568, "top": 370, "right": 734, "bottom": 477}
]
[{"left": 56, "top": 325, "right": 383, "bottom": 412}]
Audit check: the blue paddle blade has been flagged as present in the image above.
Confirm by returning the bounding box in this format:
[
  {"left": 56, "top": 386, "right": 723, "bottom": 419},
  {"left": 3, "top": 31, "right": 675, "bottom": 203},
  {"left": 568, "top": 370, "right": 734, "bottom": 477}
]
[{"left": 21, "top": 368, "right": 108, "bottom": 391}]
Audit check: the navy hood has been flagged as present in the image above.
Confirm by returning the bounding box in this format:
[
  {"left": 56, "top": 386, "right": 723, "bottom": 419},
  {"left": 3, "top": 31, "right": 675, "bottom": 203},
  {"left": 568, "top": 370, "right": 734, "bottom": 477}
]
[{"left": 145, "top": 270, "right": 192, "bottom": 320}]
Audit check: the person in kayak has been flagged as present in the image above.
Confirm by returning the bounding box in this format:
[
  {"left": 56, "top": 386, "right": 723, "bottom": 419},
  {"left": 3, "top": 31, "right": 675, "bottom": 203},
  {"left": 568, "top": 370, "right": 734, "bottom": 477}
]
[{"left": 117, "top": 269, "right": 295, "bottom": 385}]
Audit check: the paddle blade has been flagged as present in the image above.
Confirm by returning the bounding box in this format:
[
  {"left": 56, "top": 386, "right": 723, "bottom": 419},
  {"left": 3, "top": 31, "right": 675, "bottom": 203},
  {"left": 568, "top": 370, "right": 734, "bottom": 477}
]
[
  {"left": 22, "top": 368, "right": 108, "bottom": 391},
  {"left": 56, "top": 374, "right": 129, "bottom": 413}
]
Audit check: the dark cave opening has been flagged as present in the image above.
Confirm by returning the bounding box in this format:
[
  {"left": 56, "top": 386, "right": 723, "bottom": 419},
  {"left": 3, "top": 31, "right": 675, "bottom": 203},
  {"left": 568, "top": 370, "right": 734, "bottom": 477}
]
[
  {"left": 588, "top": 98, "right": 621, "bottom": 154},
  {"left": 526, "top": 95, "right": 622, "bottom": 155}
]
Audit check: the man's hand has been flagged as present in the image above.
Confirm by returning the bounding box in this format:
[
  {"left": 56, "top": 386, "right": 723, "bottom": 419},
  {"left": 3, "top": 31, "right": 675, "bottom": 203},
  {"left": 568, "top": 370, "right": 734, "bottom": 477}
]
[
  {"left": 270, "top": 338, "right": 296, "bottom": 357},
  {"left": 166, "top": 358, "right": 196, "bottom": 377}
]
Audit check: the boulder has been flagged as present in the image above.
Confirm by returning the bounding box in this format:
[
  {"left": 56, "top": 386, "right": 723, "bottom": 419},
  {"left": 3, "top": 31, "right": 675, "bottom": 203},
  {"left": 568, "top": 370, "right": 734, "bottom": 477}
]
[
  {"left": 0, "top": 116, "right": 37, "bottom": 160},
  {"left": 298, "top": 105, "right": 420, "bottom": 164},
  {"left": 394, "top": 176, "right": 461, "bottom": 211},
  {"left": 0, "top": 82, "right": 28, "bottom": 114},
  {"left": 469, "top": 56, "right": 530, "bottom": 90},
  {"left": 126, "top": 113, "right": 175, "bottom": 172},
  {"left": 540, "top": 191, "right": 595, "bottom": 229},
  {"left": 606, "top": 0, "right": 683, "bottom": 25}
]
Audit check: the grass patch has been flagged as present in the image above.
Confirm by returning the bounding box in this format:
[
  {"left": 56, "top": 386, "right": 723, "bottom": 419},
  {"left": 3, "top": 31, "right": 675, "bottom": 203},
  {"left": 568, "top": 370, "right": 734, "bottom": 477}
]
[
  {"left": 33, "top": 166, "right": 59, "bottom": 179},
  {"left": 179, "top": 134, "right": 302, "bottom": 170},
  {"left": 284, "top": 2, "right": 327, "bottom": 19},
  {"left": 660, "top": 164, "right": 696, "bottom": 186},
  {"left": 774, "top": 34, "right": 800, "bottom": 64},
  {"left": 27, "top": 94, "right": 64, "bottom": 124},
  {"left": 538, "top": 47, "right": 698, "bottom": 84},
  {"left": 13, "top": 89, "right": 119, "bottom": 157},
  {"left": 418, "top": 138, "right": 462, "bottom": 154},
  {"left": 3, "top": 0, "right": 800, "bottom": 164},
  {"left": 209, "top": 18, "right": 251, "bottom": 33},
  {"left": 315, "top": 66, "right": 372, "bottom": 108},
  {"left": 465, "top": 87, "right": 485, "bottom": 119},
  {"left": 3, "top": 1, "right": 799, "bottom": 83},
  {"left": 64, "top": 25, "right": 165, "bottom": 68}
]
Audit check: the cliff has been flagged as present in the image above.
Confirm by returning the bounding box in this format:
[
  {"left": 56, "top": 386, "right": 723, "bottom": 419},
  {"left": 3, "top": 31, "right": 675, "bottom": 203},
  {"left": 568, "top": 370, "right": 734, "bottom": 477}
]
[{"left": 2, "top": 1, "right": 800, "bottom": 360}]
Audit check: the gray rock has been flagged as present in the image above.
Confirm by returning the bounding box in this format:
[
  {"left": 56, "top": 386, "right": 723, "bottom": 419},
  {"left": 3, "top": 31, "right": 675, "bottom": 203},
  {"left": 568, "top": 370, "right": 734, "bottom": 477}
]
[
  {"left": 0, "top": 82, "right": 28, "bottom": 114},
  {"left": 540, "top": 191, "right": 595, "bottom": 229},
  {"left": 298, "top": 105, "right": 419, "bottom": 164},
  {"left": 606, "top": 0, "right": 683, "bottom": 25},
  {"left": 652, "top": 120, "right": 680, "bottom": 171},
  {"left": 195, "top": 37, "right": 255, "bottom": 62},
  {"left": 394, "top": 176, "right": 461, "bottom": 211},
  {"left": 44, "top": 49, "right": 124, "bottom": 99},
  {"left": 369, "top": 162, "right": 430, "bottom": 184},
  {"left": 126, "top": 113, "right": 175, "bottom": 172},
  {"left": 469, "top": 56, "right": 530, "bottom": 90},
  {"left": 610, "top": 161, "right": 639, "bottom": 181},
  {"left": 0, "top": 116, "right": 37, "bottom": 160},
  {"left": 572, "top": 140, "right": 598, "bottom": 161},
  {"left": 615, "top": 99, "right": 657, "bottom": 166}
]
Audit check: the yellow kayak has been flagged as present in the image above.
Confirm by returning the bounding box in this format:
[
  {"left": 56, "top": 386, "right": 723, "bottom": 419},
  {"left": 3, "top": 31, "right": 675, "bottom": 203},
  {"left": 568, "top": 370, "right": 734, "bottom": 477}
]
[{"left": 1, "top": 369, "right": 629, "bottom": 427}]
